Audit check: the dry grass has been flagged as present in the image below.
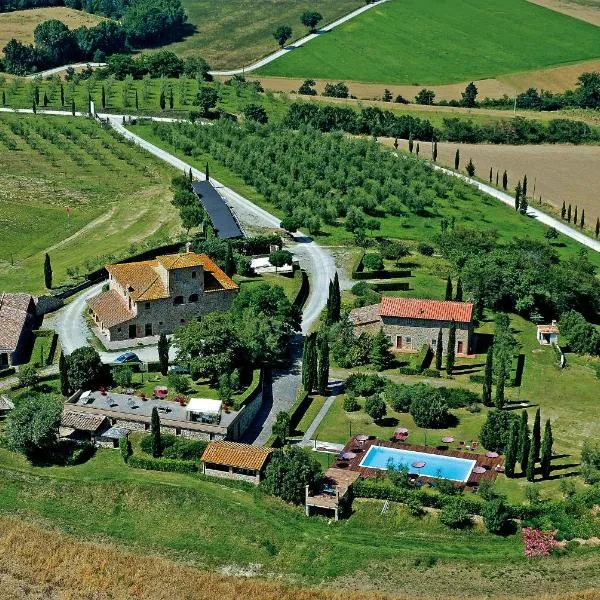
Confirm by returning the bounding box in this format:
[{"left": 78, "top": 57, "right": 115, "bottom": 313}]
[
  {"left": 250, "top": 56, "right": 600, "bottom": 102},
  {"left": 381, "top": 138, "right": 600, "bottom": 231},
  {"left": 528, "top": 0, "right": 600, "bottom": 26},
  {"left": 0, "top": 516, "right": 599, "bottom": 600},
  {"left": 0, "top": 7, "right": 105, "bottom": 49}
]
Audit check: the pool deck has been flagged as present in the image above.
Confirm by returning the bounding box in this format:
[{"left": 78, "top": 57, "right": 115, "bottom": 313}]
[{"left": 336, "top": 436, "right": 504, "bottom": 488}]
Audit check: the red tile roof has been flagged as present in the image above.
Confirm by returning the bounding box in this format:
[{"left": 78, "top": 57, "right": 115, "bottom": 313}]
[
  {"left": 87, "top": 289, "right": 135, "bottom": 328},
  {"left": 379, "top": 297, "right": 473, "bottom": 323},
  {"left": 201, "top": 441, "right": 272, "bottom": 471}
]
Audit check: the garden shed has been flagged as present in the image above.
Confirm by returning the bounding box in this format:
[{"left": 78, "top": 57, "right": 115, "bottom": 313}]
[{"left": 537, "top": 322, "right": 559, "bottom": 345}]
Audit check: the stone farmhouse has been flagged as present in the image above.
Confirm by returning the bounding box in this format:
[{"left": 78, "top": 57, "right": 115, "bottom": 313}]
[
  {"left": 350, "top": 297, "right": 475, "bottom": 356},
  {"left": 0, "top": 293, "right": 36, "bottom": 368},
  {"left": 87, "top": 250, "right": 238, "bottom": 342},
  {"left": 201, "top": 441, "right": 272, "bottom": 484}
]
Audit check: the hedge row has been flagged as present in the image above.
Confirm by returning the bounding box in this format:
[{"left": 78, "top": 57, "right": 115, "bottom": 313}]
[
  {"left": 369, "top": 281, "right": 410, "bottom": 292},
  {"left": 422, "top": 368, "right": 441, "bottom": 378},
  {"left": 233, "top": 369, "right": 262, "bottom": 410},
  {"left": 128, "top": 455, "right": 198, "bottom": 474},
  {"left": 398, "top": 366, "right": 420, "bottom": 376},
  {"left": 289, "top": 389, "right": 311, "bottom": 430},
  {"left": 353, "top": 270, "right": 412, "bottom": 280}
]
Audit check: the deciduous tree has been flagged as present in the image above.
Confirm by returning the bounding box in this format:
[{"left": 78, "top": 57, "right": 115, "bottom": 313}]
[{"left": 273, "top": 25, "right": 292, "bottom": 47}]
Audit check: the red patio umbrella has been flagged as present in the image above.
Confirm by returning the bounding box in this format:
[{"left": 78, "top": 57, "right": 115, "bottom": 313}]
[
  {"left": 472, "top": 466, "right": 487, "bottom": 474},
  {"left": 154, "top": 386, "right": 168, "bottom": 398},
  {"left": 342, "top": 452, "right": 357, "bottom": 460},
  {"left": 355, "top": 435, "right": 369, "bottom": 442},
  {"left": 485, "top": 451, "right": 499, "bottom": 458},
  {"left": 396, "top": 427, "right": 409, "bottom": 434},
  {"left": 441, "top": 436, "right": 454, "bottom": 444}
]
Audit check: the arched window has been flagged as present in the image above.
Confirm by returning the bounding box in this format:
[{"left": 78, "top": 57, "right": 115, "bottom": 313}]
[
  {"left": 173, "top": 296, "right": 184, "bottom": 306},
  {"left": 189, "top": 293, "right": 199, "bottom": 303}
]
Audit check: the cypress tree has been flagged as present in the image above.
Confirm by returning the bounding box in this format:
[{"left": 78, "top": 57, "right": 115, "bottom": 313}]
[
  {"left": 532, "top": 408, "right": 541, "bottom": 463},
  {"left": 433, "top": 141, "right": 438, "bottom": 162},
  {"left": 101, "top": 85, "right": 106, "bottom": 109},
  {"left": 371, "top": 327, "right": 392, "bottom": 371},
  {"left": 206, "top": 162, "right": 210, "bottom": 181},
  {"left": 520, "top": 191, "right": 528, "bottom": 214},
  {"left": 169, "top": 88, "right": 174, "bottom": 109},
  {"left": 302, "top": 334, "right": 317, "bottom": 393},
  {"left": 495, "top": 171, "right": 499, "bottom": 186},
  {"left": 454, "top": 277, "right": 463, "bottom": 301},
  {"left": 32, "top": 101, "right": 36, "bottom": 114},
  {"left": 59, "top": 351, "right": 70, "bottom": 397},
  {"left": 43, "top": 92, "right": 48, "bottom": 107},
  {"left": 517, "top": 410, "right": 529, "bottom": 464},
  {"left": 189, "top": 167, "right": 193, "bottom": 182},
  {"left": 408, "top": 132, "right": 413, "bottom": 153},
  {"left": 446, "top": 320, "right": 456, "bottom": 376},
  {"left": 514, "top": 180, "right": 522, "bottom": 211},
  {"left": 151, "top": 407, "right": 161, "bottom": 458},
  {"left": 435, "top": 328, "right": 443, "bottom": 370},
  {"left": 224, "top": 242, "right": 235, "bottom": 276},
  {"left": 325, "top": 280, "right": 334, "bottom": 325},
  {"left": 60, "top": 84, "right": 64, "bottom": 106},
  {"left": 445, "top": 277, "right": 452, "bottom": 301},
  {"left": 35, "top": 87, "right": 39, "bottom": 104},
  {"left": 2, "top": 90, "right": 5, "bottom": 105},
  {"left": 43, "top": 253, "right": 52, "bottom": 289},
  {"left": 574, "top": 205, "right": 578, "bottom": 225},
  {"left": 580, "top": 209, "right": 585, "bottom": 229},
  {"left": 331, "top": 272, "right": 341, "bottom": 323},
  {"left": 505, "top": 420, "right": 519, "bottom": 477},
  {"left": 135, "top": 89, "right": 139, "bottom": 110},
  {"left": 561, "top": 201, "right": 566, "bottom": 220},
  {"left": 520, "top": 428, "right": 530, "bottom": 475},
  {"left": 416, "top": 142, "right": 420, "bottom": 156},
  {"left": 489, "top": 167, "right": 492, "bottom": 183},
  {"left": 596, "top": 218, "right": 600, "bottom": 239},
  {"left": 526, "top": 435, "right": 536, "bottom": 482},
  {"left": 482, "top": 346, "right": 493, "bottom": 407},
  {"left": 540, "top": 419, "right": 553, "bottom": 479},
  {"left": 567, "top": 204, "right": 572, "bottom": 222},
  {"left": 454, "top": 149, "right": 460, "bottom": 170},
  {"left": 522, "top": 174, "right": 528, "bottom": 199},
  {"left": 158, "top": 333, "right": 169, "bottom": 376},
  {"left": 502, "top": 170, "right": 508, "bottom": 190},
  {"left": 159, "top": 90, "right": 166, "bottom": 110},
  {"left": 495, "top": 367, "right": 505, "bottom": 409},
  {"left": 317, "top": 331, "right": 329, "bottom": 395},
  {"left": 71, "top": 98, "right": 75, "bottom": 116}
]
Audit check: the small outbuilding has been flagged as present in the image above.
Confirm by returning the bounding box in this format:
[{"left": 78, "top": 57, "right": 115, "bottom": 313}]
[
  {"left": 0, "top": 395, "right": 14, "bottom": 419},
  {"left": 186, "top": 398, "right": 222, "bottom": 424},
  {"left": 201, "top": 441, "right": 272, "bottom": 484},
  {"left": 537, "top": 321, "right": 559, "bottom": 345},
  {"left": 60, "top": 410, "right": 109, "bottom": 444}
]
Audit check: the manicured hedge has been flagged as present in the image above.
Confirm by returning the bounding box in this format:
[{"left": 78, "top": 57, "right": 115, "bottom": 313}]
[
  {"left": 422, "top": 368, "right": 441, "bottom": 378},
  {"left": 128, "top": 455, "right": 198, "bottom": 474},
  {"left": 370, "top": 281, "right": 410, "bottom": 292},
  {"left": 233, "top": 369, "right": 262, "bottom": 409},
  {"left": 289, "top": 390, "right": 311, "bottom": 429},
  {"left": 415, "top": 344, "right": 432, "bottom": 372},
  {"left": 469, "top": 374, "right": 486, "bottom": 384},
  {"left": 353, "top": 270, "right": 412, "bottom": 281},
  {"left": 398, "top": 366, "right": 420, "bottom": 376}
]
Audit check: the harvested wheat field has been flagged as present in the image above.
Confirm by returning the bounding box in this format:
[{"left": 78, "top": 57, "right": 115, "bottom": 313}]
[
  {"left": 528, "top": 0, "right": 600, "bottom": 27},
  {"left": 0, "top": 516, "right": 599, "bottom": 600},
  {"left": 383, "top": 138, "right": 600, "bottom": 230},
  {"left": 0, "top": 7, "right": 105, "bottom": 49},
  {"left": 251, "top": 57, "right": 600, "bottom": 104}
]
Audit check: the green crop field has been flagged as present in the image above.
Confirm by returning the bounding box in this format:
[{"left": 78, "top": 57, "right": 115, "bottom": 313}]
[
  {"left": 0, "top": 113, "right": 180, "bottom": 294},
  {"left": 258, "top": 0, "right": 600, "bottom": 84},
  {"left": 158, "top": 0, "right": 362, "bottom": 68}
]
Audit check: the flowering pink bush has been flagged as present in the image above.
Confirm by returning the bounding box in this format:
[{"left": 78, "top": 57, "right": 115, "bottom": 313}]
[{"left": 522, "top": 527, "right": 557, "bottom": 557}]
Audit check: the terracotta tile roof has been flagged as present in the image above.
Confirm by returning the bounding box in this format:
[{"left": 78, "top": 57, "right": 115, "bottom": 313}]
[
  {"left": 349, "top": 304, "right": 380, "bottom": 326},
  {"left": 0, "top": 293, "right": 34, "bottom": 352},
  {"left": 106, "top": 260, "right": 169, "bottom": 302},
  {"left": 61, "top": 410, "right": 108, "bottom": 432},
  {"left": 87, "top": 289, "right": 135, "bottom": 328},
  {"left": 201, "top": 441, "right": 272, "bottom": 471},
  {"left": 379, "top": 297, "right": 473, "bottom": 323},
  {"left": 107, "top": 252, "right": 237, "bottom": 302},
  {"left": 538, "top": 324, "right": 559, "bottom": 334}
]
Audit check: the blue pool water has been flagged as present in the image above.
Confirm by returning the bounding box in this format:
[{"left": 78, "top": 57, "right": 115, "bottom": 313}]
[{"left": 359, "top": 445, "right": 476, "bottom": 482}]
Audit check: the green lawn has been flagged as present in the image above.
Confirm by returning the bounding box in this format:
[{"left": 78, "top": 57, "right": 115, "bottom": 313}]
[
  {"left": 235, "top": 271, "right": 303, "bottom": 303},
  {"left": 321, "top": 313, "right": 600, "bottom": 503},
  {"left": 156, "top": 0, "right": 363, "bottom": 68},
  {"left": 258, "top": 0, "right": 600, "bottom": 84},
  {"left": 1, "top": 449, "right": 599, "bottom": 597},
  {"left": 0, "top": 113, "right": 180, "bottom": 293}
]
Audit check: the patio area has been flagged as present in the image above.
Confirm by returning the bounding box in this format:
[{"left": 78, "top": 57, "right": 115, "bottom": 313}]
[{"left": 333, "top": 436, "right": 504, "bottom": 489}]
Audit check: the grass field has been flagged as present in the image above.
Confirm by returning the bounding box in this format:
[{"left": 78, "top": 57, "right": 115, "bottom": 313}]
[
  {"left": 0, "top": 7, "right": 105, "bottom": 50},
  {"left": 1, "top": 448, "right": 600, "bottom": 598},
  {"left": 158, "top": 0, "right": 362, "bottom": 68},
  {"left": 0, "top": 113, "right": 181, "bottom": 293},
  {"left": 258, "top": 0, "right": 600, "bottom": 84}
]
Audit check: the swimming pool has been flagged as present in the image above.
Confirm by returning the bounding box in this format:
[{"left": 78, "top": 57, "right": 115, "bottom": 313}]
[{"left": 359, "top": 445, "right": 476, "bottom": 482}]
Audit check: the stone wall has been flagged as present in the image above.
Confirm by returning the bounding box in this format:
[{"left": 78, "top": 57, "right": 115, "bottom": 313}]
[
  {"left": 34, "top": 295, "right": 64, "bottom": 316},
  {"left": 380, "top": 316, "right": 473, "bottom": 355},
  {"left": 203, "top": 465, "right": 260, "bottom": 485}
]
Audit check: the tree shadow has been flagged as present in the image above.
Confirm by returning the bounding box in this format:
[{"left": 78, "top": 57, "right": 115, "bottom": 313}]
[
  {"left": 377, "top": 417, "right": 399, "bottom": 428},
  {"left": 475, "top": 333, "right": 494, "bottom": 353},
  {"left": 513, "top": 354, "right": 525, "bottom": 387}
]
